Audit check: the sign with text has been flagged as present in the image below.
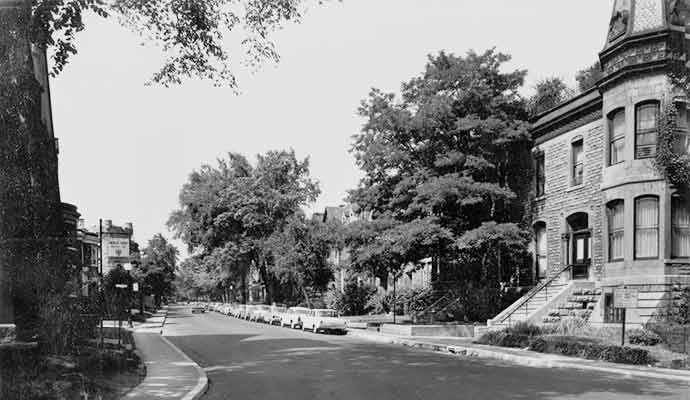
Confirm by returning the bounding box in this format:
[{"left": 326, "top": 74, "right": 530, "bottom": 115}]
[
  {"left": 102, "top": 236, "right": 130, "bottom": 268},
  {"left": 613, "top": 287, "right": 638, "bottom": 308}
]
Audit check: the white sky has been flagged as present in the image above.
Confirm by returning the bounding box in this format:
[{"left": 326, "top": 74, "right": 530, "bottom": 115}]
[{"left": 51, "top": 0, "right": 614, "bottom": 257}]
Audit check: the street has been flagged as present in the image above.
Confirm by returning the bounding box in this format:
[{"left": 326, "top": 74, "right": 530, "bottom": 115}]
[{"left": 163, "top": 306, "right": 689, "bottom": 400}]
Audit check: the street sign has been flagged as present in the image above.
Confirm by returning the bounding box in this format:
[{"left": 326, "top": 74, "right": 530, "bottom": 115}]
[
  {"left": 115, "top": 284, "right": 128, "bottom": 289},
  {"left": 613, "top": 287, "right": 638, "bottom": 308},
  {"left": 132, "top": 283, "right": 139, "bottom": 292}
]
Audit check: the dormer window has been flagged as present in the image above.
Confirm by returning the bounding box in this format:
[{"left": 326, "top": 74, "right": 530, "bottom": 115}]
[
  {"left": 609, "top": 109, "right": 625, "bottom": 165},
  {"left": 635, "top": 101, "right": 659, "bottom": 159}
]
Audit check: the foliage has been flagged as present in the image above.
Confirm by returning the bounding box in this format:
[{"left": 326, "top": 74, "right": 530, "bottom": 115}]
[
  {"left": 26, "top": 0, "right": 335, "bottom": 86},
  {"left": 656, "top": 100, "right": 690, "bottom": 191},
  {"left": 132, "top": 234, "right": 179, "bottom": 308},
  {"left": 628, "top": 329, "right": 662, "bottom": 346},
  {"left": 267, "top": 214, "right": 334, "bottom": 303},
  {"left": 348, "top": 49, "right": 533, "bottom": 297},
  {"left": 103, "top": 265, "right": 135, "bottom": 319},
  {"left": 326, "top": 282, "right": 376, "bottom": 316},
  {"left": 169, "top": 150, "right": 322, "bottom": 304},
  {"left": 527, "top": 77, "right": 575, "bottom": 118},
  {"left": 477, "top": 330, "right": 655, "bottom": 365},
  {"left": 505, "top": 321, "right": 542, "bottom": 337},
  {"left": 528, "top": 336, "right": 655, "bottom": 366},
  {"left": 575, "top": 61, "right": 603, "bottom": 92}
]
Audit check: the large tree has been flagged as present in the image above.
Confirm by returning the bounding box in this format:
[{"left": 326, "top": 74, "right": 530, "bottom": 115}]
[
  {"left": 168, "top": 149, "right": 320, "bottom": 304},
  {"left": 134, "top": 234, "right": 179, "bottom": 307},
  {"left": 27, "top": 0, "right": 334, "bottom": 87},
  {"left": 349, "top": 49, "right": 533, "bottom": 298}
]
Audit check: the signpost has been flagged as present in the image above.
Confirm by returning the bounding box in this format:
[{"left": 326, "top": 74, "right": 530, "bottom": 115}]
[{"left": 613, "top": 286, "right": 638, "bottom": 346}]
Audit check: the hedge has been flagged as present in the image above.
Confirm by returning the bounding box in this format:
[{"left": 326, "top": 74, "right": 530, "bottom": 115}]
[{"left": 476, "top": 332, "right": 655, "bottom": 365}]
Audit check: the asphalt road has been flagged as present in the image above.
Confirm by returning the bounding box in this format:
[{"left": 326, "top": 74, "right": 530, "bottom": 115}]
[{"left": 164, "top": 305, "right": 690, "bottom": 400}]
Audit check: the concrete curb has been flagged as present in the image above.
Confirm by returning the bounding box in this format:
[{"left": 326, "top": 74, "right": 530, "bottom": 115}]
[
  {"left": 348, "top": 329, "right": 690, "bottom": 383},
  {"left": 159, "top": 335, "right": 209, "bottom": 400}
]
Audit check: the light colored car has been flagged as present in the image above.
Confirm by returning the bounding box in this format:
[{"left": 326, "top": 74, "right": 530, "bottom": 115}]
[
  {"left": 280, "top": 307, "right": 310, "bottom": 329},
  {"left": 301, "top": 309, "right": 347, "bottom": 333},
  {"left": 241, "top": 305, "right": 258, "bottom": 320},
  {"left": 250, "top": 305, "right": 272, "bottom": 322},
  {"left": 268, "top": 305, "right": 287, "bottom": 325}
]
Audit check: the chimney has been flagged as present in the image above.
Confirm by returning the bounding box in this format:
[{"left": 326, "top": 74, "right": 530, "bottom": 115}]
[
  {"left": 104, "top": 220, "right": 112, "bottom": 231},
  {"left": 124, "top": 222, "right": 133, "bottom": 233},
  {"left": 78, "top": 218, "right": 85, "bottom": 229}
]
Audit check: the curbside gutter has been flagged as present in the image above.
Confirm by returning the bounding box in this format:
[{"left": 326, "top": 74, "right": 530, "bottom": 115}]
[
  {"left": 347, "top": 329, "right": 690, "bottom": 383},
  {"left": 126, "top": 307, "right": 209, "bottom": 400},
  {"left": 159, "top": 335, "right": 209, "bottom": 400}
]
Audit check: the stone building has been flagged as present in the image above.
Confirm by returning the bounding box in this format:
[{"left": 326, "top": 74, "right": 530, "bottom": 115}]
[{"left": 490, "top": 0, "right": 690, "bottom": 329}]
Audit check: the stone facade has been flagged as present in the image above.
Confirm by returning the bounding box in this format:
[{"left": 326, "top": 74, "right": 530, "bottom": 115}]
[{"left": 527, "top": 0, "right": 690, "bottom": 327}]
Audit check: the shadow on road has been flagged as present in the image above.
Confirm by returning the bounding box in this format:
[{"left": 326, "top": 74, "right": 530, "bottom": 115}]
[{"left": 167, "top": 332, "right": 688, "bottom": 400}]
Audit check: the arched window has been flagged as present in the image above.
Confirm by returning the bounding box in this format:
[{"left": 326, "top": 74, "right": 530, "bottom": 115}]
[
  {"left": 607, "top": 200, "right": 624, "bottom": 261},
  {"left": 609, "top": 109, "right": 625, "bottom": 165},
  {"left": 635, "top": 101, "right": 660, "bottom": 159},
  {"left": 635, "top": 196, "right": 659, "bottom": 259},
  {"left": 534, "top": 222, "right": 547, "bottom": 280},
  {"left": 672, "top": 196, "right": 690, "bottom": 258}
]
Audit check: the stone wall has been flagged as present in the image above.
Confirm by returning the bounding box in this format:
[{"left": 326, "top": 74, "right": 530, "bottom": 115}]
[{"left": 533, "top": 119, "right": 605, "bottom": 280}]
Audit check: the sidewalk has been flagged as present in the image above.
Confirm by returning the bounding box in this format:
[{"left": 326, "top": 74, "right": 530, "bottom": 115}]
[
  {"left": 123, "top": 308, "right": 208, "bottom": 400},
  {"left": 347, "top": 329, "right": 690, "bottom": 383}
]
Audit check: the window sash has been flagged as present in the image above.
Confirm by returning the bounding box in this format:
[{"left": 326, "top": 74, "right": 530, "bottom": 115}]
[
  {"left": 608, "top": 201, "right": 624, "bottom": 261},
  {"left": 672, "top": 197, "right": 690, "bottom": 258},
  {"left": 536, "top": 157, "right": 545, "bottom": 196},
  {"left": 635, "top": 197, "right": 659, "bottom": 259},
  {"left": 636, "top": 103, "right": 659, "bottom": 159},
  {"left": 572, "top": 141, "right": 584, "bottom": 185},
  {"left": 610, "top": 136, "right": 625, "bottom": 165}
]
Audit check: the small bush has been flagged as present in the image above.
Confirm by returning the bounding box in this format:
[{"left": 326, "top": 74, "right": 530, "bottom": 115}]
[
  {"left": 475, "top": 331, "right": 531, "bottom": 348},
  {"left": 537, "top": 336, "right": 654, "bottom": 365},
  {"left": 628, "top": 329, "right": 662, "bottom": 346},
  {"left": 528, "top": 337, "right": 547, "bottom": 353},
  {"left": 506, "top": 322, "right": 542, "bottom": 337}
]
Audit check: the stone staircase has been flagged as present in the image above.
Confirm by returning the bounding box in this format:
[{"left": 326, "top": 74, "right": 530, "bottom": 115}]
[
  {"left": 542, "top": 284, "right": 601, "bottom": 324},
  {"left": 487, "top": 280, "right": 571, "bottom": 329}
]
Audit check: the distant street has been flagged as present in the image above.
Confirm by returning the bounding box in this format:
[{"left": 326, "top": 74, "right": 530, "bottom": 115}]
[{"left": 163, "top": 305, "right": 689, "bottom": 400}]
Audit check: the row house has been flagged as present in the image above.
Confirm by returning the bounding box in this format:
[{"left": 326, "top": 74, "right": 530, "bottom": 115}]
[{"left": 490, "top": 0, "right": 690, "bottom": 329}]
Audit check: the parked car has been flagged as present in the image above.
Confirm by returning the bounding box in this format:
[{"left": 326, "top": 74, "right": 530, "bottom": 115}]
[
  {"left": 301, "top": 309, "right": 347, "bottom": 333},
  {"left": 250, "top": 305, "right": 272, "bottom": 322},
  {"left": 241, "top": 305, "right": 257, "bottom": 320},
  {"left": 191, "top": 304, "right": 205, "bottom": 314},
  {"left": 269, "top": 305, "right": 287, "bottom": 325},
  {"left": 280, "top": 307, "right": 310, "bottom": 329}
]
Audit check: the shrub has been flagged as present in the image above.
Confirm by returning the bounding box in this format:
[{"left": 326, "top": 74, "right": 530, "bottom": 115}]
[
  {"left": 537, "top": 336, "right": 654, "bottom": 365},
  {"left": 628, "top": 329, "right": 662, "bottom": 346},
  {"left": 474, "top": 331, "right": 530, "bottom": 348},
  {"left": 326, "top": 282, "right": 377, "bottom": 316},
  {"left": 506, "top": 322, "right": 542, "bottom": 337}
]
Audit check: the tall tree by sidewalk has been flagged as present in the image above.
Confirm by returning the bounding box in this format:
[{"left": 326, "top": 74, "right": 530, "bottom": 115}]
[
  {"left": 168, "top": 150, "right": 320, "bottom": 304},
  {"left": 348, "top": 49, "right": 533, "bottom": 310},
  {"left": 27, "top": 0, "right": 335, "bottom": 87},
  {"left": 134, "top": 234, "right": 179, "bottom": 308}
]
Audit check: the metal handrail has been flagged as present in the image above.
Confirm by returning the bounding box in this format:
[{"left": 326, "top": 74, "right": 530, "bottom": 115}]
[{"left": 491, "top": 264, "right": 571, "bottom": 325}]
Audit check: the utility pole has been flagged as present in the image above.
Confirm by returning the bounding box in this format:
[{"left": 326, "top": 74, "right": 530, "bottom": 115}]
[{"left": 99, "top": 219, "right": 104, "bottom": 348}]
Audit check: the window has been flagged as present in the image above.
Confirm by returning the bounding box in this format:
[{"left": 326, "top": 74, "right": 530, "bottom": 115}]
[
  {"left": 607, "top": 200, "right": 624, "bottom": 261},
  {"left": 635, "top": 196, "right": 659, "bottom": 259},
  {"left": 535, "top": 223, "right": 547, "bottom": 280},
  {"left": 572, "top": 139, "right": 584, "bottom": 186},
  {"left": 609, "top": 109, "right": 625, "bottom": 165},
  {"left": 672, "top": 196, "right": 690, "bottom": 258},
  {"left": 535, "top": 154, "right": 545, "bottom": 197},
  {"left": 604, "top": 293, "right": 625, "bottom": 323},
  {"left": 635, "top": 102, "right": 659, "bottom": 159},
  {"left": 674, "top": 105, "right": 690, "bottom": 154}
]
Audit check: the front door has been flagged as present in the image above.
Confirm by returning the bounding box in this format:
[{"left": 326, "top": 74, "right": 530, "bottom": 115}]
[{"left": 571, "top": 232, "right": 590, "bottom": 280}]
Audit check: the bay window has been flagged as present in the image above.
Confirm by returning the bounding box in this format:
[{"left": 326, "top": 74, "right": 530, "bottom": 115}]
[
  {"left": 635, "top": 102, "right": 659, "bottom": 159},
  {"left": 672, "top": 196, "right": 690, "bottom": 258},
  {"left": 635, "top": 196, "right": 659, "bottom": 259},
  {"left": 609, "top": 109, "right": 625, "bottom": 165},
  {"left": 607, "top": 200, "right": 624, "bottom": 261}
]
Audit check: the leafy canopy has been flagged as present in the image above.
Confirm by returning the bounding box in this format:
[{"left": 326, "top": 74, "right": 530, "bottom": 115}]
[{"left": 28, "top": 0, "right": 335, "bottom": 86}]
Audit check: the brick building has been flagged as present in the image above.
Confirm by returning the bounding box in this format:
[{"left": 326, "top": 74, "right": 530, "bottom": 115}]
[{"left": 490, "top": 0, "right": 690, "bottom": 329}]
